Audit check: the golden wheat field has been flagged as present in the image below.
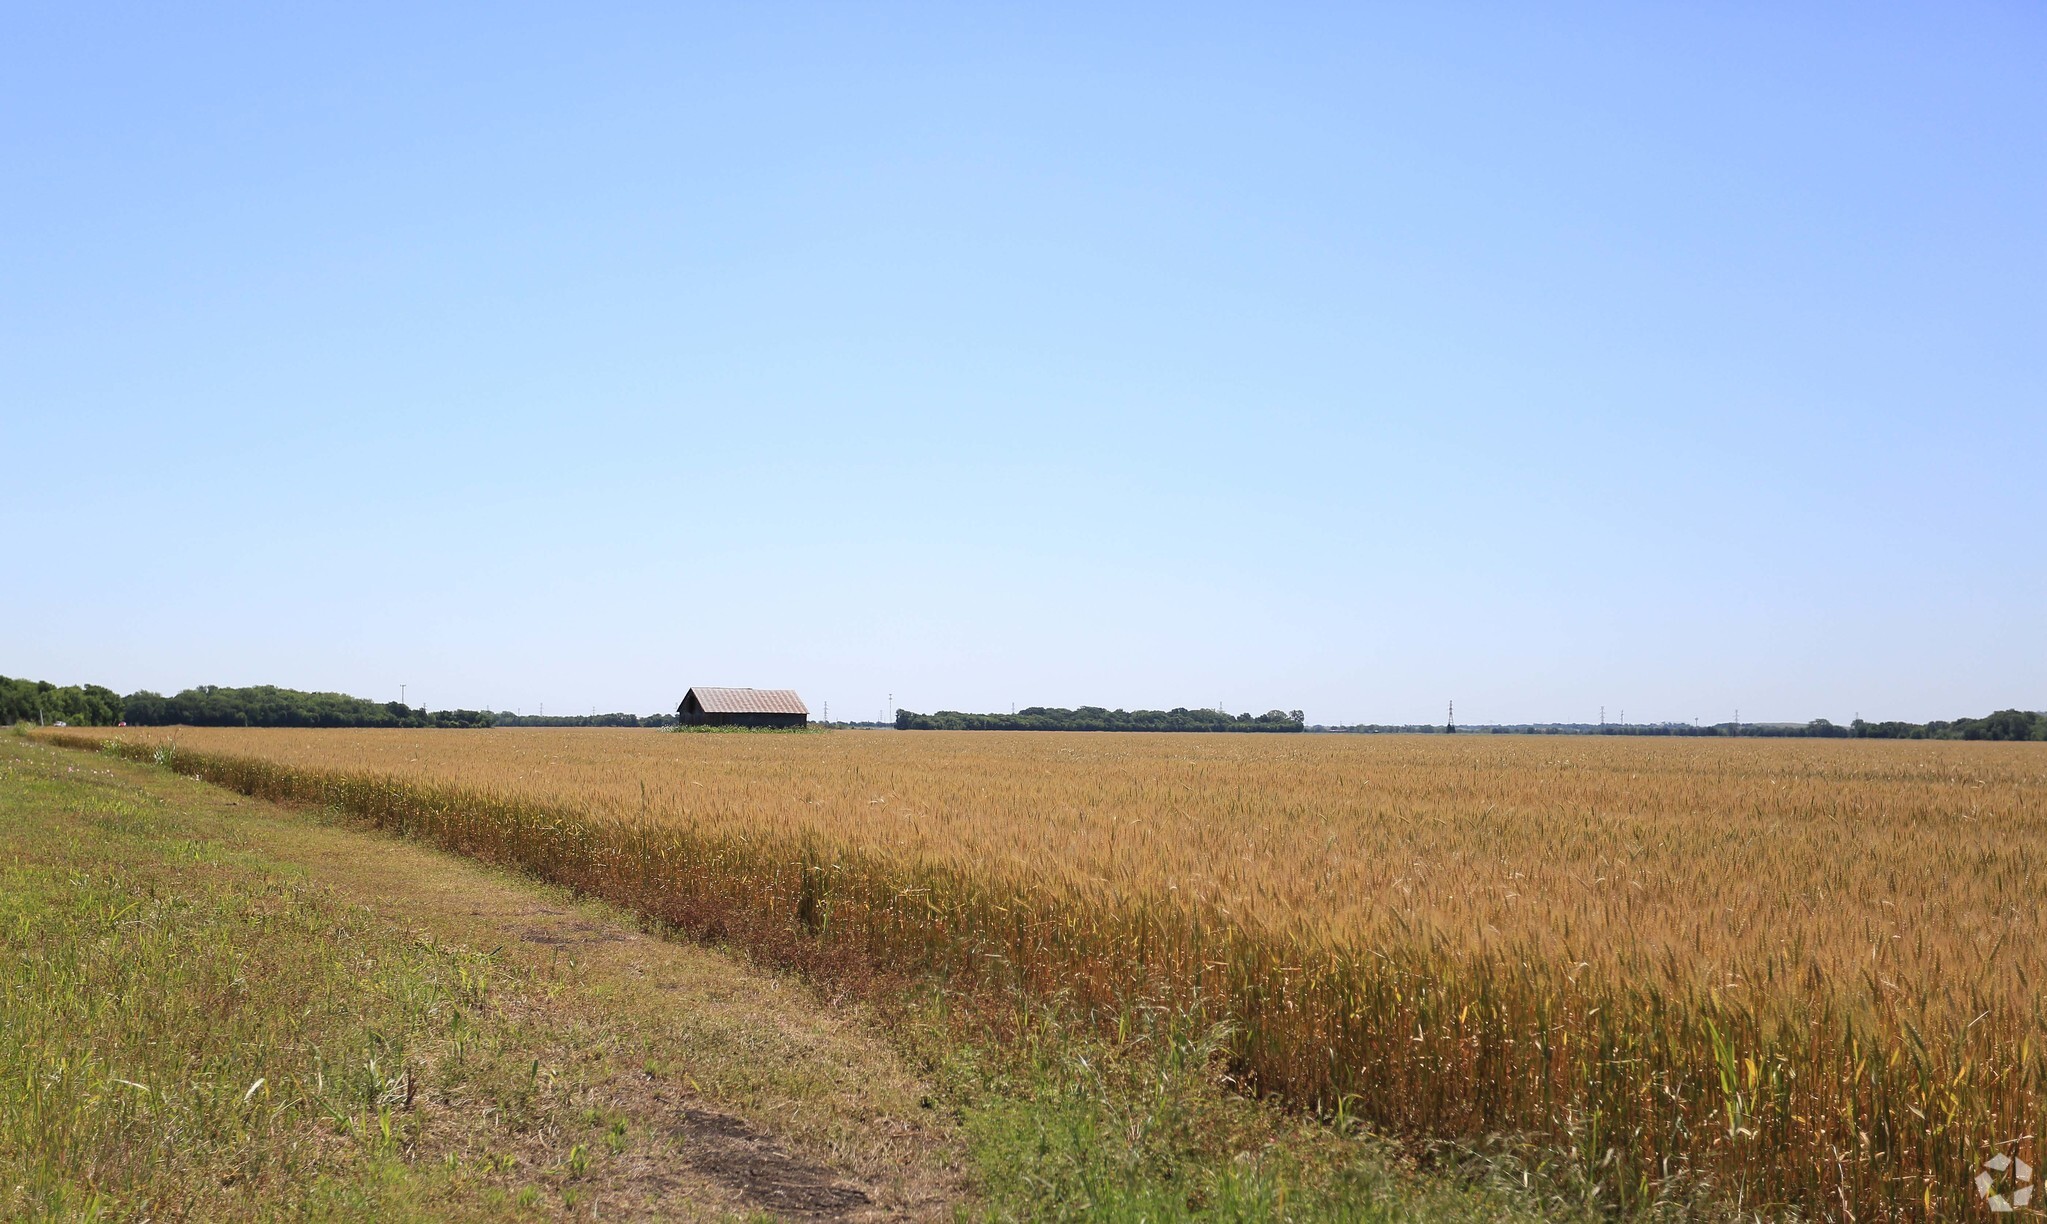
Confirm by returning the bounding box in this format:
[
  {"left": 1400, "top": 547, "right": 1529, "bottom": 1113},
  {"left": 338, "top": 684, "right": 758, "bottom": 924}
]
[{"left": 57, "top": 727, "right": 2047, "bottom": 1217}]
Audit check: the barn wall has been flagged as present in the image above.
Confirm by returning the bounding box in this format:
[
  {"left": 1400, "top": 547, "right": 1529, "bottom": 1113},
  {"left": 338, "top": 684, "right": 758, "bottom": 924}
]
[
  {"left": 677, "top": 709, "right": 806, "bottom": 728},
  {"left": 711, "top": 712, "right": 805, "bottom": 728}
]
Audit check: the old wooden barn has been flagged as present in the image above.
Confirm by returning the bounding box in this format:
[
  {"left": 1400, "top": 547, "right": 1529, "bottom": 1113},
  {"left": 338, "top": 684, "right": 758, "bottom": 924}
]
[{"left": 675, "top": 686, "right": 809, "bottom": 729}]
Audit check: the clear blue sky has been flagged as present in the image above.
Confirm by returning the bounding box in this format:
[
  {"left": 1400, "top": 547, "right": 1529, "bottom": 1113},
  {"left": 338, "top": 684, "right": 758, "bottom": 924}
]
[{"left": 5, "top": 4, "right": 2042, "bottom": 725}]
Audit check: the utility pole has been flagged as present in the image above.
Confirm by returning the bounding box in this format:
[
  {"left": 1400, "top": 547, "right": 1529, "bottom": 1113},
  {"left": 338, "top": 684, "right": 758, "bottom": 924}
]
[{"left": 400, "top": 684, "right": 407, "bottom": 707}]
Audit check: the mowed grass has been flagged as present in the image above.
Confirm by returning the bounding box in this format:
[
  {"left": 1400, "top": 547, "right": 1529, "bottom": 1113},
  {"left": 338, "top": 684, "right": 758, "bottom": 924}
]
[
  {"left": 53, "top": 726, "right": 2047, "bottom": 1218},
  {"left": 0, "top": 747, "right": 563, "bottom": 1219},
  {"left": 0, "top": 736, "right": 969, "bottom": 1220}
]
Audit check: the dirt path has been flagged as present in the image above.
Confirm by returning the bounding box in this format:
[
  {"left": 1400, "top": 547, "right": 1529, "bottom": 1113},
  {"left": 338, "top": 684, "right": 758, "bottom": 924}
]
[
  {"left": 13, "top": 739, "right": 964, "bottom": 1220},
  {"left": 266, "top": 829, "right": 960, "bottom": 1220}
]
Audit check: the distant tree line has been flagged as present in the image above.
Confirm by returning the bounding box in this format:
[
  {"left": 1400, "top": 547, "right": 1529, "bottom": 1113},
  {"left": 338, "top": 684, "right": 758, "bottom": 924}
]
[
  {"left": 1318, "top": 712, "right": 2047, "bottom": 741},
  {"left": 6, "top": 673, "right": 2037, "bottom": 740},
  {"left": 122, "top": 686, "right": 500, "bottom": 728},
  {"left": 1594, "top": 713, "right": 2044, "bottom": 741},
  {"left": 896, "top": 706, "right": 1306, "bottom": 732},
  {"left": 490, "top": 711, "right": 676, "bottom": 728},
  {"left": 1, "top": 677, "right": 674, "bottom": 728},
  {"left": 0, "top": 676, "right": 125, "bottom": 726},
  {"left": 1846, "top": 710, "right": 2046, "bottom": 740}
]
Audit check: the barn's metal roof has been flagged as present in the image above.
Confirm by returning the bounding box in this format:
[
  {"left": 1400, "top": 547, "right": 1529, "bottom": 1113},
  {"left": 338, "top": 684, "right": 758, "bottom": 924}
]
[{"left": 684, "top": 687, "right": 809, "bottom": 715}]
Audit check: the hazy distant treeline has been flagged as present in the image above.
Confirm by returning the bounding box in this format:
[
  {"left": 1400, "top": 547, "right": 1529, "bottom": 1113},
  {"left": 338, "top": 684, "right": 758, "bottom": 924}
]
[
  {"left": 0, "top": 676, "right": 124, "bottom": 727},
  {"left": 7, "top": 673, "right": 2038, "bottom": 739},
  {"left": 492, "top": 712, "right": 675, "bottom": 728},
  {"left": 2, "top": 677, "right": 673, "bottom": 728},
  {"left": 118, "top": 686, "right": 491, "bottom": 728},
  {"left": 1323, "top": 713, "right": 2047, "bottom": 741},
  {"left": 897, "top": 706, "right": 1306, "bottom": 732},
  {"left": 1843, "top": 711, "right": 2046, "bottom": 741}
]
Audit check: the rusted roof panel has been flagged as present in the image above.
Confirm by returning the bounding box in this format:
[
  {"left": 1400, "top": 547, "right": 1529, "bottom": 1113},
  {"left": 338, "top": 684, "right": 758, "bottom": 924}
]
[{"left": 685, "top": 687, "right": 809, "bottom": 715}]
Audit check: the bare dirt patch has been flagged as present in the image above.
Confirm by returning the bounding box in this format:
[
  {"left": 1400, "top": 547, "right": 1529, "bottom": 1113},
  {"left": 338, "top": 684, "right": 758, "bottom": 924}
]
[
  {"left": 516, "top": 919, "right": 630, "bottom": 947},
  {"left": 674, "top": 1105, "right": 873, "bottom": 1220}
]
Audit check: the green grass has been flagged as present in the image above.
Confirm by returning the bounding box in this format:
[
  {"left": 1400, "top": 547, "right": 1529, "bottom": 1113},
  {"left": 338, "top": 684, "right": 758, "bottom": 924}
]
[
  {"left": 0, "top": 749, "right": 533, "bottom": 1218},
  {"left": 918, "top": 997, "right": 1596, "bottom": 1224},
  {"left": 0, "top": 737, "right": 944, "bottom": 1221}
]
